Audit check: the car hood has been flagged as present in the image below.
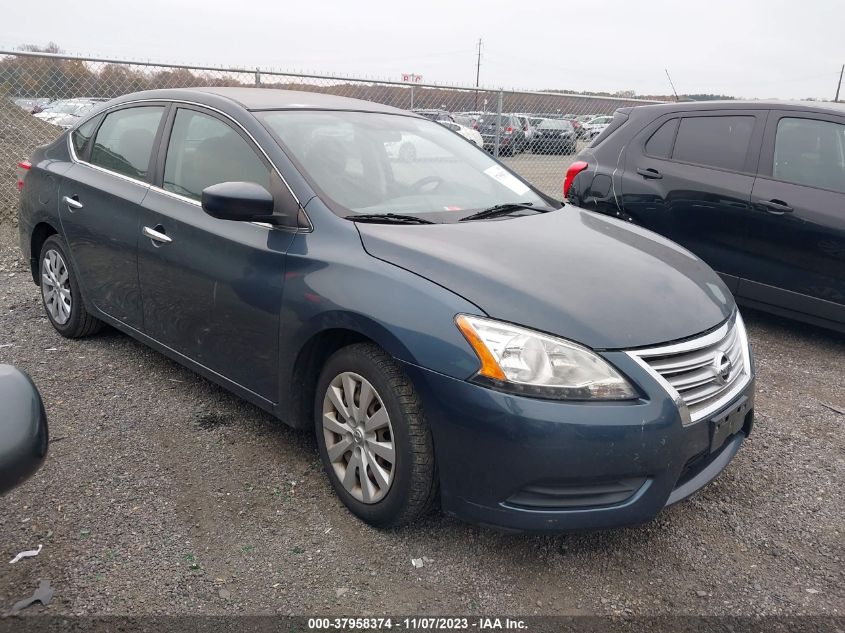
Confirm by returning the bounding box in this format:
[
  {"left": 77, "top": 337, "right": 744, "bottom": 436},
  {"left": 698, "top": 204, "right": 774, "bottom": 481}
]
[{"left": 356, "top": 208, "right": 733, "bottom": 349}]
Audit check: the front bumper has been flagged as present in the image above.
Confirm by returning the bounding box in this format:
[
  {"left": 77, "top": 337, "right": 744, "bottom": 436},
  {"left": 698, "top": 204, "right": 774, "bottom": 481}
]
[{"left": 401, "top": 352, "right": 754, "bottom": 533}]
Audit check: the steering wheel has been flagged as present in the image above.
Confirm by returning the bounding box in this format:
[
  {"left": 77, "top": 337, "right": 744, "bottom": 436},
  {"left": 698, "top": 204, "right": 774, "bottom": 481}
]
[{"left": 409, "top": 175, "right": 444, "bottom": 192}]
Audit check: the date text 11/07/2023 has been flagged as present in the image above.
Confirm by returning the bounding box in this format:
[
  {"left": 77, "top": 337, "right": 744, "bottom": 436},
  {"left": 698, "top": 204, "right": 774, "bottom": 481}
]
[{"left": 307, "top": 617, "right": 528, "bottom": 630}]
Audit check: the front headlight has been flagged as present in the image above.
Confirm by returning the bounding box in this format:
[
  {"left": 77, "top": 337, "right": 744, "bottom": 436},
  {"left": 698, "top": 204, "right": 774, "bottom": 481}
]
[{"left": 456, "top": 314, "right": 637, "bottom": 400}]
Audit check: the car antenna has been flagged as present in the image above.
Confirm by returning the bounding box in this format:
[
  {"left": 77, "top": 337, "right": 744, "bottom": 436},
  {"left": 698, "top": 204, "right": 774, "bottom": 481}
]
[{"left": 664, "top": 68, "right": 680, "bottom": 102}]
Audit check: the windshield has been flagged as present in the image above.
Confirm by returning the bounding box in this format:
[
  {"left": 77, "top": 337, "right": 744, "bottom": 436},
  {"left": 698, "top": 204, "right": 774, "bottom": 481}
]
[{"left": 257, "top": 110, "right": 549, "bottom": 222}]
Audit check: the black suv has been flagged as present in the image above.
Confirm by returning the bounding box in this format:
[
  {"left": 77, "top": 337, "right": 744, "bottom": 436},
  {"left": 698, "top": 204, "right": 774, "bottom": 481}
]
[
  {"left": 566, "top": 101, "right": 845, "bottom": 333},
  {"left": 475, "top": 113, "right": 528, "bottom": 156}
]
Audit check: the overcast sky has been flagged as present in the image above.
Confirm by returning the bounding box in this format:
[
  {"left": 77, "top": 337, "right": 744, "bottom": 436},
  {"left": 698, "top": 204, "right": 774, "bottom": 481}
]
[{"left": 3, "top": 0, "right": 843, "bottom": 99}]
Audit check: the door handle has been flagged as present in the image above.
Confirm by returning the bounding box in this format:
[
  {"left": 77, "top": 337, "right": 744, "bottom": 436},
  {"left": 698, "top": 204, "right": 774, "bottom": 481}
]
[
  {"left": 636, "top": 167, "right": 663, "bottom": 180},
  {"left": 142, "top": 226, "right": 172, "bottom": 245},
  {"left": 62, "top": 195, "right": 83, "bottom": 210},
  {"left": 758, "top": 199, "right": 793, "bottom": 214}
]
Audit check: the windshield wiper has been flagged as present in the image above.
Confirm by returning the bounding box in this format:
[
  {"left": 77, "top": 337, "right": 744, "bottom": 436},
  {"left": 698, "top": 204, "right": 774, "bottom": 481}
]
[
  {"left": 458, "top": 202, "right": 553, "bottom": 222},
  {"left": 345, "top": 213, "right": 435, "bottom": 225}
]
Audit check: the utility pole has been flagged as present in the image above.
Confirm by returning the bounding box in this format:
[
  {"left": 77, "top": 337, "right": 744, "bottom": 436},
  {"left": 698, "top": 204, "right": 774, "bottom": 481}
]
[
  {"left": 474, "top": 38, "right": 482, "bottom": 110},
  {"left": 836, "top": 64, "right": 844, "bottom": 102},
  {"left": 665, "top": 68, "right": 679, "bottom": 102}
]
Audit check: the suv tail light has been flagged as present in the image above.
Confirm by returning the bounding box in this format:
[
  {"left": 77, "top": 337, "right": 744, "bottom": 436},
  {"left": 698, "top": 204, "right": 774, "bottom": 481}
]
[
  {"left": 505, "top": 126, "right": 513, "bottom": 135},
  {"left": 16, "top": 160, "right": 31, "bottom": 192},
  {"left": 563, "top": 161, "right": 588, "bottom": 198}
]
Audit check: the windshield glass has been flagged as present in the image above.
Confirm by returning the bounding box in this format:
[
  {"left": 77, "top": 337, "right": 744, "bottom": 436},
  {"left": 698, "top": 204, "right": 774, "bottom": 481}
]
[{"left": 257, "top": 111, "right": 549, "bottom": 222}]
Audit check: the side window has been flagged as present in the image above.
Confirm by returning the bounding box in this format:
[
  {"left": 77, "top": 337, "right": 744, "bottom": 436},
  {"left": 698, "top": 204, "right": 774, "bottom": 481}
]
[
  {"left": 164, "top": 109, "right": 271, "bottom": 201},
  {"left": 644, "top": 118, "right": 679, "bottom": 159},
  {"left": 89, "top": 106, "right": 164, "bottom": 179},
  {"left": 71, "top": 116, "right": 100, "bottom": 157},
  {"left": 672, "top": 116, "right": 754, "bottom": 172},
  {"left": 773, "top": 117, "right": 845, "bottom": 194}
]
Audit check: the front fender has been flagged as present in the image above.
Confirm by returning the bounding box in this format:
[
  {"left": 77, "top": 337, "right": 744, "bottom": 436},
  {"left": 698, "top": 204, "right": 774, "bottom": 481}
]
[{"left": 276, "top": 220, "right": 486, "bottom": 421}]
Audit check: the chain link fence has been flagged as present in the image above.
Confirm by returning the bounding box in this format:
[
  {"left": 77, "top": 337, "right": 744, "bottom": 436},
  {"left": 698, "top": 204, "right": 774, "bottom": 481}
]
[{"left": 0, "top": 50, "right": 662, "bottom": 223}]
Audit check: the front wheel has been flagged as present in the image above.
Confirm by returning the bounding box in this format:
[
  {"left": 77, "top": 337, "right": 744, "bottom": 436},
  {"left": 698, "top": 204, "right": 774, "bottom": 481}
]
[
  {"left": 38, "top": 235, "right": 103, "bottom": 338},
  {"left": 315, "top": 343, "right": 438, "bottom": 528}
]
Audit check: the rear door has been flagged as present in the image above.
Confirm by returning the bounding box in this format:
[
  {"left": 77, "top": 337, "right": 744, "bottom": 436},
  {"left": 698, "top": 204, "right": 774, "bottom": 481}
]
[
  {"left": 138, "top": 105, "right": 296, "bottom": 402},
  {"left": 742, "top": 111, "right": 845, "bottom": 327},
  {"left": 58, "top": 104, "right": 167, "bottom": 328},
  {"left": 621, "top": 110, "right": 766, "bottom": 291}
]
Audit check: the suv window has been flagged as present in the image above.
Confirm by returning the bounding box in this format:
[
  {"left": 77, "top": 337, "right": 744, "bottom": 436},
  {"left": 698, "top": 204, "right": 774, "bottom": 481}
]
[
  {"left": 89, "top": 106, "right": 165, "bottom": 179},
  {"left": 672, "top": 115, "right": 754, "bottom": 172},
  {"left": 644, "top": 118, "right": 679, "bottom": 159},
  {"left": 163, "top": 109, "right": 271, "bottom": 201},
  {"left": 71, "top": 116, "right": 100, "bottom": 157},
  {"left": 773, "top": 117, "right": 845, "bottom": 194}
]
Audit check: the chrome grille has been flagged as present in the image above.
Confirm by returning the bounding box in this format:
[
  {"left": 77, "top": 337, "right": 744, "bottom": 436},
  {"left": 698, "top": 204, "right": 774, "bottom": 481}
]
[{"left": 627, "top": 313, "right": 752, "bottom": 425}]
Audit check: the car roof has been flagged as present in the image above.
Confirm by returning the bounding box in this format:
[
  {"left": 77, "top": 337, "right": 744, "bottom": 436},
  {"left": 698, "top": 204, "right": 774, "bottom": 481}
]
[
  {"left": 103, "top": 87, "right": 421, "bottom": 116},
  {"left": 628, "top": 99, "right": 845, "bottom": 117}
]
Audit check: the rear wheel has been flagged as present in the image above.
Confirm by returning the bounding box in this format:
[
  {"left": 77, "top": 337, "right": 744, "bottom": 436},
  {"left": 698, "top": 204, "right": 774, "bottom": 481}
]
[
  {"left": 315, "top": 343, "right": 438, "bottom": 528},
  {"left": 38, "top": 235, "right": 103, "bottom": 338}
]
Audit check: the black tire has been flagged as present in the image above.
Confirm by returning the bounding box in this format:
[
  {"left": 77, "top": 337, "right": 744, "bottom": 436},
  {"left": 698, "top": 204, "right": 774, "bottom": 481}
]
[
  {"left": 38, "top": 235, "right": 103, "bottom": 338},
  {"left": 314, "top": 343, "right": 438, "bottom": 528}
]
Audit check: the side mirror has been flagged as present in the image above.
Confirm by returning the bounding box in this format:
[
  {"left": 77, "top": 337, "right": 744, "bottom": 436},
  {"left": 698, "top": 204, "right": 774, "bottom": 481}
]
[
  {"left": 201, "top": 181, "right": 276, "bottom": 223},
  {"left": 0, "top": 365, "right": 48, "bottom": 496}
]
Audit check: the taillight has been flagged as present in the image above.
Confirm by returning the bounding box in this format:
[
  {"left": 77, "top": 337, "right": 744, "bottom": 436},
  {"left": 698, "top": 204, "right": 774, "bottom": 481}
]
[
  {"left": 505, "top": 126, "right": 513, "bottom": 135},
  {"left": 563, "top": 161, "right": 588, "bottom": 198},
  {"left": 16, "top": 160, "right": 31, "bottom": 192}
]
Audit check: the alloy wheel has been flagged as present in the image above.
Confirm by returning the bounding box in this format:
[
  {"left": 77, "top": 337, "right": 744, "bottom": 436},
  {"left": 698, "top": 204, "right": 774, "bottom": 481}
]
[
  {"left": 322, "top": 371, "right": 396, "bottom": 504},
  {"left": 41, "top": 249, "right": 72, "bottom": 325}
]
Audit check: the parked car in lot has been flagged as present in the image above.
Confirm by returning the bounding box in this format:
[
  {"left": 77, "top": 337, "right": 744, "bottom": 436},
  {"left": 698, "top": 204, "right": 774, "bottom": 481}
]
[
  {"left": 582, "top": 115, "right": 614, "bottom": 139},
  {"left": 531, "top": 118, "right": 577, "bottom": 154},
  {"left": 475, "top": 112, "right": 528, "bottom": 156},
  {"left": 12, "top": 97, "right": 52, "bottom": 114},
  {"left": 511, "top": 114, "right": 537, "bottom": 145},
  {"left": 34, "top": 98, "right": 106, "bottom": 129},
  {"left": 567, "top": 100, "right": 845, "bottom": 333},
  {"left": 562, "top": 114, "right": 586, "bottom": 138},
  {"left": 437, "top": 119, "right": 483, "bottom": 147},
  {"left": 17, "top": 88, "right": 754, "bottom": 532}
]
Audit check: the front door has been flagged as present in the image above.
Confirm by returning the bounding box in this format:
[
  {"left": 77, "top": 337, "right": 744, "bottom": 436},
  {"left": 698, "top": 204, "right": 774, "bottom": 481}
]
[
  {"left": 621, "top": 111, "right": 766, "bottom": 291},
  {"left": 58, "top": 105, "right": 167, "bottom": 329},
  {"left": 743, "top": 111, "right": 845, "bottom": 327},
  {"left": 138, "top": 106, "right": 295, "bottom": 402}
]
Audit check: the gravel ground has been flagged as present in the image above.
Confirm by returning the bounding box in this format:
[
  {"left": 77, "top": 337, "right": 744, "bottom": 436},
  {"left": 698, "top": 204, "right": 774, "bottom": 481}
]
[{"left": 0, "top": 221, "right": 842, "bottom": 618}]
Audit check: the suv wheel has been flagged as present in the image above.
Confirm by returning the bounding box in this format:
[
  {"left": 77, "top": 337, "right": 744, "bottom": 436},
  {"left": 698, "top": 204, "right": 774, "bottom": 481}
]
[
  {"left": 39, "top": 235, "right": 103, "bottom": 338},
  {"left": 315, "top": 343, "right": 438, "bottom": 527}
]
